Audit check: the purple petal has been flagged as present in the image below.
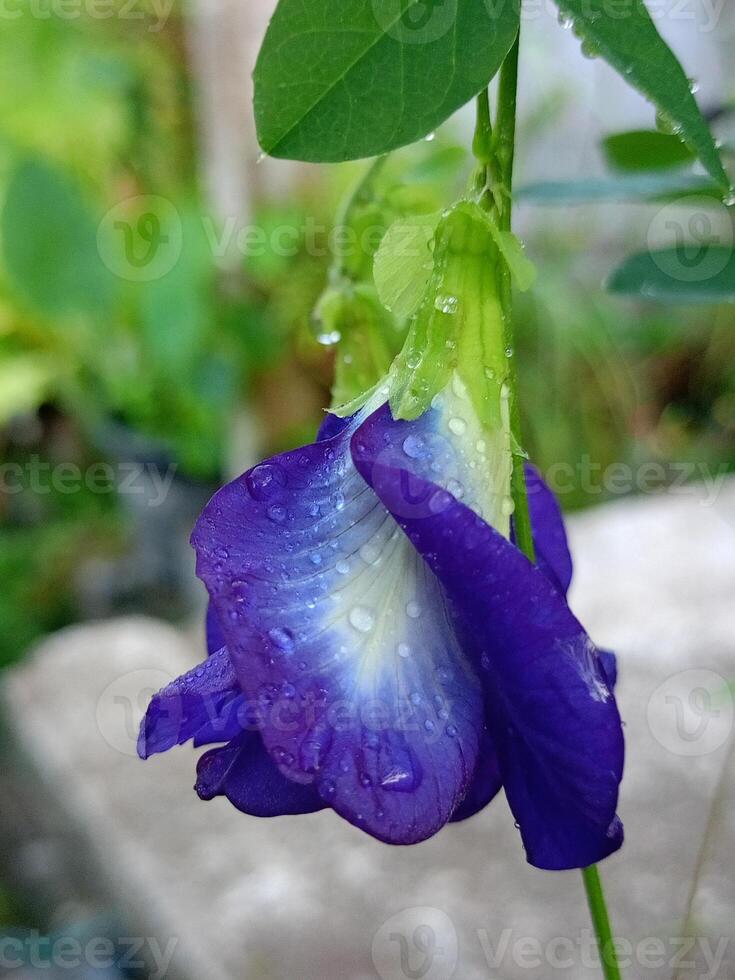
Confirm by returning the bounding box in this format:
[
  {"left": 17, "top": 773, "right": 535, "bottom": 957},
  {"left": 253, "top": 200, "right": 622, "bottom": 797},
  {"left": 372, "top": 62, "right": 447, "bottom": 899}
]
[
  {"left": 206, "top": 601, "right": 226, "bottom": 656},
  {"left": 191, "top": 407, "right": 484, "bottom": 844},
  {"left": 196, "top": 731, "right": 326, "bottom": 817},
  {"left": 138, "top": 648, "right": 242, "bottom": 759},
  {"left": 352, "top": 404, "right": 624, "bottom": 870},
  {"left": 520, "top": 463, "right": 574, "bottom": 595},
  {"left": 449, "top": 729, "right": 503, "bottom": 823}
]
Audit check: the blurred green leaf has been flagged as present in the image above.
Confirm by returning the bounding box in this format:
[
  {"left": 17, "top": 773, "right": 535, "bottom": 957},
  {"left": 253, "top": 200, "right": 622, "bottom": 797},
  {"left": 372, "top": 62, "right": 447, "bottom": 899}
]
[
  {"left": 0, "top": 354, "right": 52, "bottom": 422},
  {"left": 1, "top": 158, "right": 114, "bottom": 317},
  {"left": 517, "top": 172, "right": 722, "bottom": 205},
  {"left": 607, "top": 246, "right": 735, "bottom": 303},
  {"left": 553, "top": 0, "right": 729, "bottom": 190},
  {"left": 602, "top": 129, "right": 695, "bottom": 172},
  {"left": 254, "top": 0, "right": 520, "bottom": 162},
  {"left": 374, "top": 213, "right": 439, "bottom": 320}
]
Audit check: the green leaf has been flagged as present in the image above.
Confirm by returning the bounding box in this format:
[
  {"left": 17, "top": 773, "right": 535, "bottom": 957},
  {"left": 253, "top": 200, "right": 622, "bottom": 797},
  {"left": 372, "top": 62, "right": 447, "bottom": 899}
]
[
  {"left": 481, "top": 222, "right": 537, "bottom": 291},
  {"left": 602, "top": 129, "right": 695, "bottom": 173},
  {"left": 254, "top": 0, "right": 520, "bottom": 162},
  {"left": 553, "top": 0, "right": 730, "bottom": 190},
  {"left": 1, "top": 159, "right": 114, "bottom": 318},
  {"left": 373, "top": 212, "right": 440, "bottom": 319},
  {"left": 517, "top": 172, "right": 723, "bottom": 205},
  {"left": 607, "top": 246, "right": 735, "bottom": 303}
]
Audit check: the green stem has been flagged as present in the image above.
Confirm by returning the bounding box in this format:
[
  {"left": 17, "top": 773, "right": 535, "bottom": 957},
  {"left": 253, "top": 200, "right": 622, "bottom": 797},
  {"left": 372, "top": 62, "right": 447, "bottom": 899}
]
[
  {"left": 480, "top": 33, "right": 624, "bottom": 980},
  {"left": 582, "top": 866, "right": 623, "bottom": 980}
]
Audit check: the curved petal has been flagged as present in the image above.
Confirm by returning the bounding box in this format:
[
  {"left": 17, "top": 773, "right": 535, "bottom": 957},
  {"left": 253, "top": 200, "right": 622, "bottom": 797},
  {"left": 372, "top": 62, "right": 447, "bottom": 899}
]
[
  {"left": 449, "top": 729, "right": 503, "bottom": 823},
  {"left": 196, "top": 731, "right": 326, "bottom": 817},
  {"left": 206, "top": 601, "right": 226, "bottom": 656},
  {"left": 521, "top": 463, "right": 573, "bottom": 595},
  {"left": 352, "top": 404, "right": 624, "bottom": 870},
  {"left": 191, "top": 407, "right": 484, "bottom": 844},
  {"left": 138, "top": 648, "right": 242, "bottom": 758}
]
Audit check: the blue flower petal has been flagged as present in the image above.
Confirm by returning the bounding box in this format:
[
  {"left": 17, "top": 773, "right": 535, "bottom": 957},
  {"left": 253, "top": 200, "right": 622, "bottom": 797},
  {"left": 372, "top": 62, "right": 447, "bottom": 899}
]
[
  {"left": 196, "top": 731, "right": 326, "bottom": 817},
  {"left": 449, "top": 729, "right": 503, "bottom": 822},
  {"left": 138, "top": 648, "right": 242, "bottom": 758},
  {"left": 521, "top": 463, "right": 573, "bottom": 595},
  {"left": 191, "top": 407, "right": 484, "bottom": 844},
  {"left": 206, "top": 601, "right": 226, "bottom": 656},
  {"left": 352, "top": 404, "right": 624, "bottom": 870}
]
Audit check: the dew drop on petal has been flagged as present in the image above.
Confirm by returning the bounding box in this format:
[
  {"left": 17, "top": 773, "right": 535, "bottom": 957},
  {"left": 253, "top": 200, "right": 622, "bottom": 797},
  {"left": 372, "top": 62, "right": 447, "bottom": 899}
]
[
  {"left": 448, "top": 417, "right": 466, "bottom": 436},
  {"left": 267, "top": 504, "right": 287, "bottom": 524},
  {"left": 246, "top": 462, "right": 287, "bottom": 501},
  {"left": 268, "top": 626, "right": 296, "bottom": 653},
  {"left": 349, "top": 605, "right": 375, "bottom": 633},
  {"left": 335, "top": 559, "right": 350, "bottom": 575},
  {"left": 402, "top": 434, "right": 426, "bottom": 459},
  {"left": 406, "top": 600, "right": 422, "bottom": 619},
  {"left": 501, "top": 495, "right": 516, "bottom": 517},
  {"left": 397, "top": 642, "right": 411, "bottom": 659}
]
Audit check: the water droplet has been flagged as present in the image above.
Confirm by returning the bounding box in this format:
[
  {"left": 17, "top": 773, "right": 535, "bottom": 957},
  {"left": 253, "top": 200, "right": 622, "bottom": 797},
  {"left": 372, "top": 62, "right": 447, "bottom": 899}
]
[
  {"left": 557, "top": 10, "right": 573, "bottom": 28},
  {"left": 434, "top": 294, "right": 458, "bottom": 315},
  {"left": 336, "top": 558, "right": 350, "bottom": 575},
  {"left": 425, "top": 131, "right": 436, "bottom": 142},
  {"left": 315, "top": 328, "right": 341, "bottom": 346},
  {"left": 406, "top": 600, "right": 422, "bottom": 619},
  {"left": 504, "top": 345, "right": 514, "bottom": 358},
  {"left": 447, "top": 478, "right": 464, "bottom": 499},
  {"left": 267, "top": 504, "right": 287, "bottom": 524},
  {"left": 397, "top": 642, "right": 411, "bottom": 658},
  {"left": 380, "top": 765, "right": 417, "bottom": 792},
  {"left": 580, "top": 37, "right": 600, "bottom": 59},
  {"left": 476, "top": 439, "right": 487, "bottom": 454},
  {"left": 724, "top": 188, "right": 735, "bottom": 207},
  {"left": 410, "top": 691, "right": 422, "bottom": 705},
  {"left": 331, "top": 490, "right": 345, "bottom": 511},
  {"left": 267, "top": 626, "right": 295, "bottom": 653},
  {"left": 309, "top": 552, "right": 323, "bottom": 566},
  {"left": 359, "top": 542, "right": 381, "bottom": 565},
  {"left": 501, "top": 496, "right": 516, "bottom": 517},
  {"left": 406, "top": 351, "right": 421, "bottom": 369},
  {"left": 688, "top": 76, "right": 699, "bottom": 94},
  {"left": 402, "top": 434, "right": 426, "bottom": 459},
  {"left": 484, "top": 366, "right": 496, "bottom": 380},
  {"left": 359, "top": 773, "right": 372, "bottom": 787},
  {"left": 446, "top": 724, "right": 458, "bottom": 738},
  {"left": 500, "top": 382, "right": 511, "bottom": 401},
  {"left": 246, "top": 462, "right": 287, "bottom": 501},
  {"left": 448, "top": 417, "right": 466, "bottom": 436},
  {"left": 424, "top": 719, "right": 435, "bottom": 733},
  {"left": 349, "top": 605, "right": 375, "bottom": 633}
]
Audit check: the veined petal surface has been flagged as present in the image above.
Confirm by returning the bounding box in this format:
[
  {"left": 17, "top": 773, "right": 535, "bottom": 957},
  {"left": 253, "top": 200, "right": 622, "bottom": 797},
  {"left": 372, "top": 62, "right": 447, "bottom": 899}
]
[
  {"left": 352, "top": 404, "right": 625, "bottom": 870},
  {"left": 192, "top": 405, "right": 487, "bottom": 844}
]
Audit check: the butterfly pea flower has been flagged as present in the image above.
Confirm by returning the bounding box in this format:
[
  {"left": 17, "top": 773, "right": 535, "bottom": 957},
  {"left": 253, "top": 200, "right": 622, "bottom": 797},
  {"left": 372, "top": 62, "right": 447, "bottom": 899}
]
[{"left": 139, "top": 202, "right": 624, "bottom": 871}]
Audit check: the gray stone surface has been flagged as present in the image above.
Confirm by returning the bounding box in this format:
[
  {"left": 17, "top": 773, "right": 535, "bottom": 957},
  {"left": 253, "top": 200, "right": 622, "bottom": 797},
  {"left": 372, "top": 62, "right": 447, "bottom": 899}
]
[{"left": 2, "top": 482, "right": 735, "bottom": 980}]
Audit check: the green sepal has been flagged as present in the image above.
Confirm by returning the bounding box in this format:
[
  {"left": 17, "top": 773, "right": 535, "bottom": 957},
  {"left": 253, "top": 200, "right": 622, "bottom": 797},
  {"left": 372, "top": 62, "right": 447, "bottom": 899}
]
[
  {"left": 385, "top": 201, "right": 511, "bottom": 429},
  {"left": 318, "top": 283, "right": 403, "bottom": 413}
]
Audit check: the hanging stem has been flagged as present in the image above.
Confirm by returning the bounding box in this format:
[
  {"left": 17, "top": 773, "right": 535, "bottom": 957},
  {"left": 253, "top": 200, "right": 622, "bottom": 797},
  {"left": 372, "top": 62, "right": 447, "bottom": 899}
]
[
  {"left": 477, "top": 31, "right": 624, "bottom": 980},
  {"left": 582, "top": 866, "right": 623, "bottom": 980}
]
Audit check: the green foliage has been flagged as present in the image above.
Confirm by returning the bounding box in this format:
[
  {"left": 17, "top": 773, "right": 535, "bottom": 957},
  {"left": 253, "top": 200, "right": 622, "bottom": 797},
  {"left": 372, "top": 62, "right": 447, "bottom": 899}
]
[
  {"left": 2, "top": 159, "right": 115, "bottom": 317},
  {"left": 607, "top": 247, "right": 735, "bottom": 303},
  {"left": 602, "top": 129, "right": 695, "bottom": 173},
  {"left": 553, "top": 0, "right": 729, "bottom": 190},
  {"left": 254, "top": 0, "right": 520, "bottom": 161},
  {"left": 517, "top": 172, "right": 723, "bottom": 205}
]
